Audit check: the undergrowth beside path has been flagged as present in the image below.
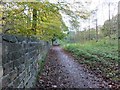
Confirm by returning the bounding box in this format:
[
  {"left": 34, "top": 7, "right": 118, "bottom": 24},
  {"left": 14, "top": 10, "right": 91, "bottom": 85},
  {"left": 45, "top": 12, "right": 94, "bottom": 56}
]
[{"left": 64, "top": 40, "right": 119, "bottom": 88}]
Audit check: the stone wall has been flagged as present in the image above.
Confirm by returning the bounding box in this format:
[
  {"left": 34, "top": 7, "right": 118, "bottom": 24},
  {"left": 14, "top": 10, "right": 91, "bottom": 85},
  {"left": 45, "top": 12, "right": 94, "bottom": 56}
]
[
  {"left": 0, "top": 34, "right": 2, "bottom": 89},
  {"left": 1, "top": 34, "right": 50, "bottom": 89}
]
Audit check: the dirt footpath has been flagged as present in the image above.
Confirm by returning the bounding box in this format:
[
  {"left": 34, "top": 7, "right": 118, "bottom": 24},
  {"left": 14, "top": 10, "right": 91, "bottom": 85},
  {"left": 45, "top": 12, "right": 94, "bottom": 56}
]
[{"left": 36, "top": 46, "right": 109, "bottom": 88}]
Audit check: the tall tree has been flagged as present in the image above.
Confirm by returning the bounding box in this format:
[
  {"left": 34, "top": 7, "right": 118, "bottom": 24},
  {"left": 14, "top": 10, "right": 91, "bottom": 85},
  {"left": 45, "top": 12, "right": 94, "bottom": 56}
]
[{"left": 2, "top": 1, "right": 68, "bottom": 41}]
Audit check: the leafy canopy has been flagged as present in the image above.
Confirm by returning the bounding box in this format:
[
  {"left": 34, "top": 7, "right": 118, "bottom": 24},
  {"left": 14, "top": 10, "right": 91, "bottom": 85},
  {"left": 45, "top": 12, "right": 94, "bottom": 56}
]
[{"left": 2, "top": 1, "right": 68, "bottom": 41}]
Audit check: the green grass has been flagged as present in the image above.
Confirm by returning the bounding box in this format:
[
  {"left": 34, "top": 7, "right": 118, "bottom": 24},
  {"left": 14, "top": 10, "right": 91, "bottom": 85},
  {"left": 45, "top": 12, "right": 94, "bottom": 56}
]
[
  {"left": 64, "top": 39, "right": 119, "bottom": 83},
  {"left": 38, "top": 59, "right": 45, "bottom": 73},
  {"left": 36, "top": 53, "right": 48, "bottom": 78}
]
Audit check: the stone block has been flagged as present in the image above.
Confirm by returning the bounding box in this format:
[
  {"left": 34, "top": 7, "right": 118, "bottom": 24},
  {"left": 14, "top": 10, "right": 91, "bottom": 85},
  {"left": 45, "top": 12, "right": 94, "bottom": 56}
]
[
  {"left": 8, "top": 82, "right": 14, "bottom": 88},
  {"left": 3, "top": 61, "right": 13, "bottom": 76},
  {"left": 0, "top": 43, "right": 2, "bottom": 66},
  {"left": 2, "top": 74, "right": 11, "bottom": 87},
  {"left": 0, "top": 35, "right": 2, "bottom": 43},
  {"left": 13, "top": 77, "right": 20, "bottom": 88},
  {"left": 17, "top": 82, "right": 24, "bottom": 88},
  {"left": 11, "top": 51, "right": 21, "bottom": 61},
  {"left": 9, "top": 70, "right": 17, "bottom": 81},
  {"left": 18, "top": 71, "right": 25, "bottom": 83},
  {"left": 13, "top": 59, "right": 20, "bottom": 69},
  {"left": 0, "top": 77, "right": 2, "bottom": 90},
  {"left": 0, "top": 66, "right": 3, "bottom": 78}
]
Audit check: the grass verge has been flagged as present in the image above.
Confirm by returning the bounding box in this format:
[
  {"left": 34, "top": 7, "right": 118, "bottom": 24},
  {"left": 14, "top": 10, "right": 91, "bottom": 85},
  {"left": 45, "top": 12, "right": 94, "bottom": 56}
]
[{"left": 64, "top": 39, "right": 119, "bottom": 85}]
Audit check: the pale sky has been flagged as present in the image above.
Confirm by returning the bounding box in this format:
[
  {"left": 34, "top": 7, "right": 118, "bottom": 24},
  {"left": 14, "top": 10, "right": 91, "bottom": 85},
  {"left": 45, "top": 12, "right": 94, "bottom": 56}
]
[
  {"left": 81, "top": 0, "right": 120, "bottom": 30},
  {"left": 49, "top": 0, "right": 120, "bottom": 31}
]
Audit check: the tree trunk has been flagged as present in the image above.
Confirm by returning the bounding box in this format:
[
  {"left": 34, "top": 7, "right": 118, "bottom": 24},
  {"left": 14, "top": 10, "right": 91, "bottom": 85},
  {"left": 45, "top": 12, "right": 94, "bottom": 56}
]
[
  {"left": 96, "top": 19, "right": 98, "bottom": 42},
  {"left": 32, "top": 8, "right": 37, "bottom": 35}
]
